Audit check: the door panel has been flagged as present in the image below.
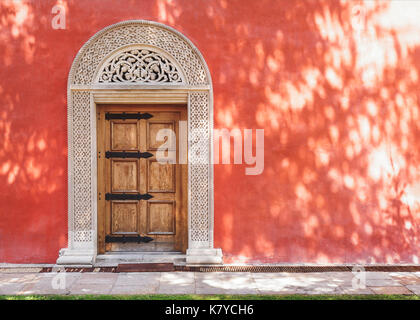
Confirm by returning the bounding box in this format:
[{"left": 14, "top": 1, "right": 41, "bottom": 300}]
[
  {"left": 111, "top": 160, "right": 139, "bottom": 192},
  {"left": 147, "top": 121, "right": 175, "bottom": 150},
  {"left": 97, "top": 105, "right": 187, "bottom": 254},
  {"left": 147, "top": 201, "right": 175, "bottom": 235},
  {"left": 148, "top": 160, "right": 175, "bottom": 193},
  {"left": 111, "top": 121, "right": 139, "bottom": 150},
  {"left": 111, "top": 201, "right": 139, "bottom": 234}
]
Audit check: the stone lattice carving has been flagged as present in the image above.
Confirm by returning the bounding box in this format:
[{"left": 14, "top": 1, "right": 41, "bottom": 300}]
[
  {"left": 71, "top": 22, "right": 208, "bottom": 85},
  {"left": 98, "top": 49, "right": 183, "bottom": 83},
  {"left": 71, "top": 91, "right": 92, "bottom": 242},
  {"left": 189, "top": 92, "right": 210, "bottom": 242}
]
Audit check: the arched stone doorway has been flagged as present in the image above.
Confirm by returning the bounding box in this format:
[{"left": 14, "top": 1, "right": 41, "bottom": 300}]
[{"left": 57, "top": 20, "right": 222, "bottom": 265}]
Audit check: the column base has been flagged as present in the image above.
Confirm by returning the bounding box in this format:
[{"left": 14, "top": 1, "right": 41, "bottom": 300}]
[
  {"left": 56, "top": 248, "right": 95, "bottom": 266},
  {"left": 186, "top": 248, "right": 223, "bottom": 265}
]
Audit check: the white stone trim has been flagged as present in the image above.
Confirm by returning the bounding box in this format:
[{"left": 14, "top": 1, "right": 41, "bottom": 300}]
[
  {"left": 57, "top": 20, "right": 222, "bottom": 266},
  {"left": 92, "top": 89, "right": 189, "bottom": 104}
]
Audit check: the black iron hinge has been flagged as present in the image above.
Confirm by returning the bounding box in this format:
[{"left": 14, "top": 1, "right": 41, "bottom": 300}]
[
  {"left": 105, "top": 112, "right": 153, "bottom": 120},
  {"left": 105, "top": 193, "right": 153, "bottom": 201},
  {"left": 105, "top": 151, "right": 153, "bottom": 159},
  {"left": 105, "top": 235, "right": 154, "bottom": 243}
]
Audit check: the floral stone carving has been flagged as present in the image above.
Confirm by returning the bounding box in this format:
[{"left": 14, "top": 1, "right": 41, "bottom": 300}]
[{"left": 98, "top": 49, "right": 183, "bottom": 83}]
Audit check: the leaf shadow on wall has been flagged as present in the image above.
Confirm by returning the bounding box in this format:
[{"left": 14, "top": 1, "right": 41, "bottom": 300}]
[
  {"left": 0, "top": 0, "right": 419, "bottom": 264},
  {"left": 0, "top": 0, "right": 69, "bottom": 262},
  {"left": 156, "top": 0, "right": 420, "bottom": 264}
]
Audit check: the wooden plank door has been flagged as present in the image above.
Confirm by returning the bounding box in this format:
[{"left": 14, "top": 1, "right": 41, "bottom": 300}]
[{"left": 97, "top": 105, "right": 187, "bottom": 254}]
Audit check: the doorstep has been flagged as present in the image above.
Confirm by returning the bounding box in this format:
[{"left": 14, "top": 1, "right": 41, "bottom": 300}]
[{"left": 94, "top": 252, "right": 186, "bottom": 267}]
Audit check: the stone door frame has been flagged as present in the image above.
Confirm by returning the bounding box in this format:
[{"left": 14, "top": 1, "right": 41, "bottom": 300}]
[{"left": 57, "top": 20, "right": 222, "bottom": 265}]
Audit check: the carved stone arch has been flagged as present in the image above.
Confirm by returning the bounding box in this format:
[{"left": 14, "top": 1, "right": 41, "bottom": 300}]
[
  {"left": 69, "top": 20, "right": 209, "bottom": 86},
  {"left": 58, "top": 20, "right": 222, "bottom": 265}
]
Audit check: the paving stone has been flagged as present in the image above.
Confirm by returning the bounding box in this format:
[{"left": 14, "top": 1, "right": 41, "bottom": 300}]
[
  {"left": 286, "top": 274, "right": 332, "bottom": 287},
  {"left": 406, "top": 284, "right": 420, "bottom": 295},
  {"left": 252, "top": 273, "right": 351, "bottom": 295},
  {"left": 19, "top": 273, "right": 81, "bottom": 295},
  {"left": 252, "top": 272, "right": 334, "bottom": 290},
  {"left": 158, "top": 272, "right": 195, "bottom": 294},
  {"left": 196, "top": 272, "right": 257, "bottom": 294},
  {"left": 158, "top": 286, "right": 195, "bottom": 294},
  {"left": 0, "top": 273, "right": 39, "bottom": 284},
  {"left": 371, "top": 286, "right": 413, "bottom": 295},
  {"left": 252, "top": 277, "right": 310, "bottom": 293},
  {"left": 255, "top": 289, "right": 301, "bottom": 295},
  {"left": 339, "top": 286, "right": 375, "bottom": 295},
  {"left": 76, "top": 272, "right": 118, "bottom": 285},
  {"left": 253, "top": 272, "right": 330, "bottom": 280},
  {"left": 298, "top": 286, "right": 343, "bottom": 295},
  {"left": 334, "top": 272, "right": 397, "bottom": 288},
  {"left": 115, "top": 272, "right": 161, "bottom": 286},
  {"left": 195, "top": 273, "right": 254, "bottom": 294},
  {"left": 250, "top": 272, "right": 291, "bottom": 279},
  {"left": 0, "top": 282, "right": 27, "bottom": 295},
  {"left": 194, "top": 284, "right": 227, "bottom": 294},
  {"left": 365, "top": 272, "right": 392, "bottom": 280},
  {"left": 223, "top": 289, "right": 259, "bottom": 295},
  {"left": 194, "top": 272, "right": 233, "bottom": 279},
  {"left": 0, "top": 273, "right": 40, "bottom": 295},
  {"left": 111, "top": 285, "right": 158, "bottom": 294},
  {"left": 389, "top": 273, "right": 420, "bottom": 285},
  {"left": 111, "top": 273, "right": 161, "bottom": 294},
  {"left": 320, "top": 273, "right": 354, "bottom": 287},
  {"left": 389, "top": 272, "right": 413, "bottom": 276},
  {"left": 161, "top": 272, "right": 194, "bottom": 283},
  {"left": 366, "top": 279, "right": 401, "bottom": 287},
  {"left": 323, "top": 272, "right": 354, "bottom": 279},
  {"left": 69, "top": 283, "right": 113, "bottom": 295}
]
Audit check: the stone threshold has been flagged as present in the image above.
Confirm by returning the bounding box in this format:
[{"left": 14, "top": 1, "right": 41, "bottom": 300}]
[{"left": 95, "top": 252, "right": 186, "bottom": 267}]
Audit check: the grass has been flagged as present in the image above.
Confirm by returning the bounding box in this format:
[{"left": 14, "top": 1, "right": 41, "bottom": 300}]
[{"left": 0, "top": 294, "right": 419, "bottom": 300}]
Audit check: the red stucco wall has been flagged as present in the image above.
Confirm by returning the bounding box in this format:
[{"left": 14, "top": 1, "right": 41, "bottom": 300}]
[{"left": 0, "top": 0, "right": 419, "bottom": 264}]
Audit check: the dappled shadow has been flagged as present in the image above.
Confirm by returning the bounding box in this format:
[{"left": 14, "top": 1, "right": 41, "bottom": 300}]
[
  {"left": 0, "top": 0, "right": 69, "bottom": 262},
  {"left": 0, "top": 0, "right": 419, "bottom": 263},
  {"left": 155, "top": 0, "right": 420, "bottom": 263}
]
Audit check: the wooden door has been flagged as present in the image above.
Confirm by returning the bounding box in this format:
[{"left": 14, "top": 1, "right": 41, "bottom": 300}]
[{"left": 97, "top": 105, "right": 188, "bottom": 253}]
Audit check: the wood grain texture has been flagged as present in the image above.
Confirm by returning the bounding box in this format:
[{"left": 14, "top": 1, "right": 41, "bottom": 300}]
[
  {"left": 111, "top": 201, "right": 138, "bottom": 234},
  {"left": 147, "top": 121, "right": 175, "bottom": 150},
  {"left": 111, "top": 121, "right": 138, "bottom": 150},
  {"left": 97, "top": 105, "right": 188, "bottom": 253},
  {"left": 148, "top": 160, "right": 175, "bottom": 192},
  {"left": 111, "top": 160, "right": 138, "bottom": 192},
  {"left": 147, "top": 200, "right": 175, "bottom": 234}
]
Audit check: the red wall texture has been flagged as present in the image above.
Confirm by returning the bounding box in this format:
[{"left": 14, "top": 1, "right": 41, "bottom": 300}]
[{"left": 0, "top": 0, "right": 419, "bottom": 264}]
